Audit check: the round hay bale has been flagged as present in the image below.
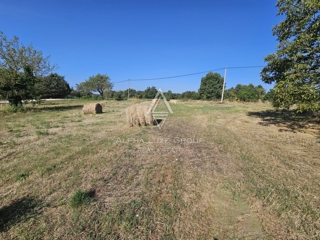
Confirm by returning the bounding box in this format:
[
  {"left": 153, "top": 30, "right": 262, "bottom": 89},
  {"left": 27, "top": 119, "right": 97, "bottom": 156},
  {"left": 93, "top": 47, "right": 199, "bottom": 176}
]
[
  {"left": 137, "top": 105, "right": 147, "bottom": 126},
  {"left": 151, "top": 98, "right": 158, "bottom": 108},
  {"left": 143, "top": 105, "right": 153, "bottom": 125},
  {"left": 126, "top": 106, "right": 136, "bottom": 126},
  {"left": 83, "top": 103, "right": 103, "bottom": 114},
  {"left": 126, "top": 104, "right": 154, "bottom": 127}
]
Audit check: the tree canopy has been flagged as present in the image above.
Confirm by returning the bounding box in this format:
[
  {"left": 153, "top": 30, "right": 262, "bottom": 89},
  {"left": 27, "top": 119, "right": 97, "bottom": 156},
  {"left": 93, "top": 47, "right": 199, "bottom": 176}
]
[
  {"left": 0, "top": 32, "right": 56, "bottom": 105},
  {"left": 224, "top": 84, "right": 266, "bottom": 102},
  {"left": 261, "top": 0, "right": 320, "bottom": 112},
  {"left": 76, "top": 74, "right": 113, "bottom": 99},
  {"left": 143, "top": 86, "right": 158, "bottom": 99},
  {"left": 0, "top": 65, "right": 36, "bottom": 106},
  {"left": 34, "top": 73, "right": 71, "bottom": 99},
  {"left": 198, "top": 72, "right": 224, "bottom": 100}
]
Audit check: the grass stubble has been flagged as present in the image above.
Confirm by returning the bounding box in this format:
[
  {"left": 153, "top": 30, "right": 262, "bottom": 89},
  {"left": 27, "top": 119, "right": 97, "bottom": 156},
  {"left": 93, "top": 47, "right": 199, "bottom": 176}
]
[{"left": 0, "top": 99, "right": 319, "bottom": 239}]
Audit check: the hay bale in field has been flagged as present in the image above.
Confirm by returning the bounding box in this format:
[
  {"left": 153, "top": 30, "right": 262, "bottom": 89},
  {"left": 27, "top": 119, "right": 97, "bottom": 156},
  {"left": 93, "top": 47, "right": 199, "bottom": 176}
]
[
  {"left": 126, "top": 105, "right": 154, "bottom": 127},
  {"left": 126, "top": 106, "right": 138, "bottom": 126},
  {"left": 137, "top": 105, "right": 147, "bottom": 126},
  {"left": 82, "top": 103, "right": 103, "bottom": 114},
  {"left": 169, "top": 99, "right": 177, "bottom": 104},
  {"left": 150, "top": 98, "right": 159, "bottom": 108},
  {"left": 151, "top": 98, "right": 158, "bottom": 105},
  {"left": 144, "top": 105, "right": 153, "bottom": 125}
]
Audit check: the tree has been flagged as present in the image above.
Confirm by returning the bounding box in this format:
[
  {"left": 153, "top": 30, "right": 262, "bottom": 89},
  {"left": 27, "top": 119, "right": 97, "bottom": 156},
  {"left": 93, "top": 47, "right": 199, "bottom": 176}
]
[
  {"left": 255, "top": 85, "right": 266, "bottom": 100},
  {"left": 181, "top": 91, "right": 200, "bottom": 100},
  {"left": 0, "top": 32, "right": 56, "bottom": 105},
  {"left": 113, "top": 91, "right": 125, "bottom": 101},
  {"left": 198, "top": 72, "right": 224, "bottom": 100},
  {"left": 135, "top": 90, "right": 144, "bottom": 99},
  {"left": 235, "top": 84, "right": 256, "bottom": 102},
  {"left": 0, "top": 65, "right": 36, "bottom": 106},
  {"left": 261, "top": 1, "right": 320, "bottom": 112},
  {"left": 165, "top": 90, "right": 173, "bottom": 101},
  {"left": 69, "top": 87, "right": 82, "bottom": 98},
  {"left": 224, "top": 87, "right": 237, "bottom": 101},
  {"left": 223, "top": 84, "right": 266, "bottom": 102},
  {"left": 191, "top": 92, "right": 200, "bottom": 100},
  {"left": 76, "top": 74, "right": 113, "bottom": 99},
  {"left": 34, "top": 73, "right": 71, "bottom": 99},
  {"left": 264, "top": 88, "right": 276, "bottom": 102},
  {"left": 172, "top": 93, "right": 182, "bottom": 99},
  {"left": 143, "top": 86, "right": 158, "bottom": 99}
]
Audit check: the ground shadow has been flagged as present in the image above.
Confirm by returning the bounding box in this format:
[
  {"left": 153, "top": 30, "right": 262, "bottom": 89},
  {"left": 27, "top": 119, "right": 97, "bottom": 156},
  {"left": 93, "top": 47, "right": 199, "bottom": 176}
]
[
  {"left": 247, "top": 109, "right": 320, "bottom": 138},
  {"left": 36, "top": 105, "right": 84, "bottom": 112},
  {"left": 33, "top": 105, "right": 110, "bottom": 113},
  {"left": 154, "top": 119, "right": 163, "bottom": 125},
  {"left": 0, "top": 197, "right": 44, "bottom": 232}
]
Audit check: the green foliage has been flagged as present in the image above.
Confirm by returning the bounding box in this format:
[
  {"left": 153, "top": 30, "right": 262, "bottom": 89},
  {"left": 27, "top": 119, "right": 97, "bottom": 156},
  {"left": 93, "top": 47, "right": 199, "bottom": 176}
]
[
  {"left": 236, "top": 84, "right": 265, "bottom": 102},
  {"left": 127, "top": 88, "right": 137, "bottom": 99},
  {"left": 165, "top": 90, "right": 173, "bottom": 101},
  {"left": 224, "top": 88, "right": 237, "bottom": 101},
  {"left": 261, "top": 0, "right": 320, "bottom": 112},
  {"left": 34, "top": 73, "right": 71, "bottom": 99},
  {"left": 69, "top": 190, "right": 92, "bottom": 208},
  {"left": 264, "top": 88, "right": 275, "bottom": 102},
  {"left": 225, "top": 84, "right": 266, "bottom": 102},
  {"left": 36, "top": 130, "right": 49, "bottom": 137},
  {"left": 76, "top": 74, "right": 113, "bottom": 99},
  {"left": 69, "top": 88, "right": 82, "bottom": 98},
  {"left": 172, "top": 92, "right": 182, "bottom": 99},
  {"left": 237, "top": 84, "right": 256, "bottom": 102},
  {"left": 134, "top": 90, "right": 144, "bottom": 99},
  {"left": 114, "top": 91, "right": 124, "bottom": 101},
  {"left": 198, "top": 72, "right": 224, "bottom": 100},
  {"left": 143, "top": 86, "right": 158, "bottom": 99},
  {"left": 0, "top": 32, "right": 56, "bottom": 106},
  {"left": 181, "top": 91, "right": 200, "bottom": 100},
  {"left": 0, "top": 66, "right": 37, "bottom": 106},
  {"left": 5, "top": 105, "right": 27, "bottom": 113},
  {"left": 15, "top": 172, "right": 29, "bottom": 181}
]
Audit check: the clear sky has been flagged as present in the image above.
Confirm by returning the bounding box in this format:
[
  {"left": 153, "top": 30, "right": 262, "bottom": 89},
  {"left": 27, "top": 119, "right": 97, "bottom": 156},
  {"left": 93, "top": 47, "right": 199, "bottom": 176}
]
[{"left": 0, "top": 0, "right": 280, "bottom": 93}]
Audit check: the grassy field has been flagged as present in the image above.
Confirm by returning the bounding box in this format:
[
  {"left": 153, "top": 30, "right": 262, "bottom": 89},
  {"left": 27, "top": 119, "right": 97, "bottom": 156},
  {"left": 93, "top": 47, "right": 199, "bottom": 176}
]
[{"left": 0, "top": 99, "right": 319, "bottom": 239}]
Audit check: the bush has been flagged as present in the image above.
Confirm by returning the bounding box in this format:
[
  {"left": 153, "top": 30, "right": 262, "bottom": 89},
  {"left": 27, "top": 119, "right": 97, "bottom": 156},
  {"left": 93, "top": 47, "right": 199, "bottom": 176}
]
[{"left": 114, "top": 92, "right": 124, "bottom": 101}]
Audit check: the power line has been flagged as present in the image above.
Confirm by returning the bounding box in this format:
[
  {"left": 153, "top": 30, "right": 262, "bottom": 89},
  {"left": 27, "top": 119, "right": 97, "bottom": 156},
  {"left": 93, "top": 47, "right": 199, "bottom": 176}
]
[
  {"left": 112, "top": 65, "right": 265, "bottom": 84},
  {"left": 112, "top": 79, "right": 128, "bottom": 84},
  {"left": 227, "top": 66, "right": 265, "bottom": 69},
  {"left": 130, "top": 68, "right": 225, "bottom": 81}
]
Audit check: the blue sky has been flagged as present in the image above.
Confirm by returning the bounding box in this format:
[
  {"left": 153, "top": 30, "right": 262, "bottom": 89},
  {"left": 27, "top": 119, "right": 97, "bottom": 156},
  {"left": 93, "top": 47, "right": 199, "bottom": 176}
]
[{"left": 0, "top": 0, "right": 280, "bottom": 93}]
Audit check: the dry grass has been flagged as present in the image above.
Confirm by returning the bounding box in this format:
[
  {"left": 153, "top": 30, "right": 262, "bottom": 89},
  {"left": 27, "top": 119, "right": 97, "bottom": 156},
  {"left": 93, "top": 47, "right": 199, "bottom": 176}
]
[{"left": 0, "top": 99, "right": 319, "bottom": 239}]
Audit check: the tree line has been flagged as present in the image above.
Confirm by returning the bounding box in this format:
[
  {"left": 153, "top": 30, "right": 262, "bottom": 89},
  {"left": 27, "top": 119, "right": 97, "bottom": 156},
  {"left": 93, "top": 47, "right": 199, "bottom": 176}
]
[{"left": 72, "top": 75, "right": 273, "bottom": 102}]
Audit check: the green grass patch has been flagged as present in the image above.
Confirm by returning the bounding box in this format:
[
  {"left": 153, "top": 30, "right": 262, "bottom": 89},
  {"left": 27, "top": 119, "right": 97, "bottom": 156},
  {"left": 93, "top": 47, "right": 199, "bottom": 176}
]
[
  {"left": 15, "top": 172, "right": 29, "bottom": 181},
  {"left": 35, "top": 130, "right": 49, "bottom": 137},
  {"left": 69, "top": 190, "right": 93, "bottom": 207}
]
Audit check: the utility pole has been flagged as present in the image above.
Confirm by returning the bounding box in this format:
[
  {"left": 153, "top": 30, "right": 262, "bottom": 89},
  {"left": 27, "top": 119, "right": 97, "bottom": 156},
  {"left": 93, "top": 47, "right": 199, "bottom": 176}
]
[
  {"left": 128, "top": 79, "right": 130, "bottom": 100},
  {"left": 220, "top": 67, "right": 227, "bottom": 103}
]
